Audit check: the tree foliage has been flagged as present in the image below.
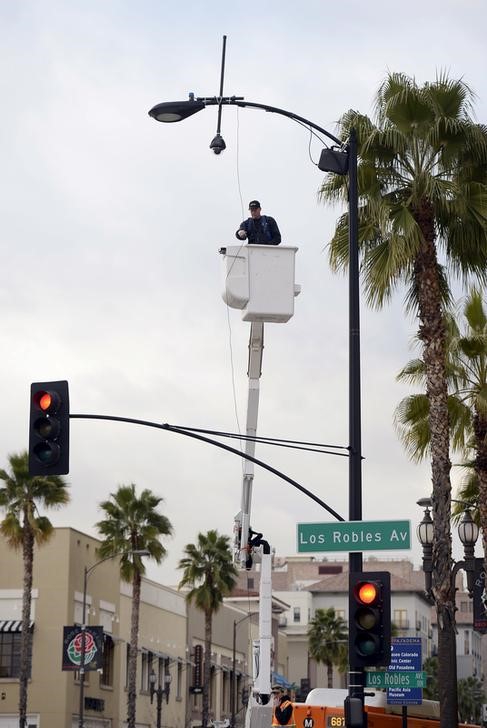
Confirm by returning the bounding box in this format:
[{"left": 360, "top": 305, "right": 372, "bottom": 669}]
[
  {"left": 396, "top": 289, "right": 487, "bottom": 575},
  {"left": 96, "top": 483, "right": 172, "bottom": 728},
  {"left": 320, "top": 72, "right": 487, "bottom": 728},
  {"left": 0, "top": 451, "right": 69, "bottom": 728},
  {"left": 308, "top": 608, "right": 348, "bottom": 688},
  {"left": 178, "top": 530, "right": 237, "bottom": 728}
]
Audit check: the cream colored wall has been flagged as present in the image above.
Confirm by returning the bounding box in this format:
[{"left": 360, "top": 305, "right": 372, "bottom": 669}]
[
  {"left": 0, "top": 528, "right": 188, "bottom": 728},
  {"left": 119, "top": 578, "right": 187, "bottom": 728}
]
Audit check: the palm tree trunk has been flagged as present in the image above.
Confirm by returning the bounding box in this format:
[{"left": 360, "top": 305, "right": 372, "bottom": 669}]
[
  {"left": 19, "top": 516, "right": 34, "bottom": 728},
  {"left": 414, "top": 202, "right": 457, "bottom": 728},
  {"left": 473, "top": 412, "right": 487, "bottom": 592},
  {"left": 127, "top": 571, "right": 141, "bottom": 728},
  {"left": 203, "top": 609, "right": 212, "bottom": 728},
  {"left": 327, "top": 661, "right": 333, "bottom": 688}
]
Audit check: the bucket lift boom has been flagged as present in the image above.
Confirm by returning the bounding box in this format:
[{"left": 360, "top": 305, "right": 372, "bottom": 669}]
[{"left": 220, "top": 243, "right": 300, "bottom": 709}]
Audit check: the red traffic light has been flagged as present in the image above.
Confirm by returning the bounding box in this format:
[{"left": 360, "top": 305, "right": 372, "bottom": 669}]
[
  {"left": 34, "top": 390, "right": 61, "bottom": 414},
  {"left": 349, "top": 571, "right": 391, "bottom": 668},
  {"left": 29, "top": 381, "right": 70, "bottom": 476},
  {"left": 356, "top": 581, "right": 379, "bottom": 605}
]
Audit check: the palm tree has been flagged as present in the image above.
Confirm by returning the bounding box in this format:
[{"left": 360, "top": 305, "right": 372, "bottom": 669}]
[
  {"left": 457, "top": 675, "right": 485, "bottom": 724},
  {"left": 396, "top": 289, "right": 487, "bottom": 573},
  {"left": 178, "top": 530, "right": 238, "bottom": 728},
  {"left": 320, "top": 72, "right": 487, "bottom": 728},
  {"left": 96, "top": 483, "right": 172, "bottom": 728},
  {"left": 0, "top": 450, "right": 69, "bottom": 728},
  {"left": 307, "top": 608, "right": 348, "bottom": 688},
  {"left": 422, "top": 656, "right": 439, "bottom": 700}
]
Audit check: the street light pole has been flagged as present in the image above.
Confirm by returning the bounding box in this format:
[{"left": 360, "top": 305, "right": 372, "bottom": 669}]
[
  {"left": 416, "top": 498, "right": 479, "bottom": 698},
  {"left": 78, "top": 549, "right": 149, "bottom": 728},
  {"left": 150, "top": 669, "right": 172, "bottom": 728}
]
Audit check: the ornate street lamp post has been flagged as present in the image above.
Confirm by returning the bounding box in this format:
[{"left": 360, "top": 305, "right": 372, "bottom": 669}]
[
  {"left": 416, "top": 497, "right": 479, "bottom": 598},
  {"left": 78, "top": 550, "right": 149, "bottom": 728},
  {"left": 150, "top": 668, "right": 172, "bottom": 728}
]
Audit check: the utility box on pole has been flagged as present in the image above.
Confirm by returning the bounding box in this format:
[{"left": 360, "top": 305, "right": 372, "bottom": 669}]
[{"left": 220, "top": 244, "right": 300, "bottom": 322}]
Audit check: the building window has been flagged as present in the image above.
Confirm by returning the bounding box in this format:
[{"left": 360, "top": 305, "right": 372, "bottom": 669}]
[
  {"left": 293, "top": 607, "right": 301, "bottom": 623},
  {"left": 247, "top": 577, "right": 254, "bottom": 590},
  {"left": 101, "top": 634, "right": 114, "bottom": 687},
  {"left": 318, "top": 565, "right": 343, "bottom": 575},
  {"left": 393, "top": 609, "right": 408, "bottom": 629},
  {"left": 0, "top": 632, "right": 22, "bottom": 678},
  {"left": 464, "top": 630, "right": 470, "bottom": 655},
  {"left": 141, "top": 651, "right": 154, "bottom": 691}
]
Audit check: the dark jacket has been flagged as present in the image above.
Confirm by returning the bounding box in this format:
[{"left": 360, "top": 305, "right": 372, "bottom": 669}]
[{"left": 235, "top": 215, "right": 281, "bottom": 245}]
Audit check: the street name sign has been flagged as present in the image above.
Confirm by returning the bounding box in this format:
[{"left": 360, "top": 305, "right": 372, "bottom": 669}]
[
  {"left": 387, "top": 637, "right": 423, "bottom": 705},
  {"left": 297, "top": 520, "right": 411, "bottom": 553},
  {"left": 366, "top": 671, "right": 426, "bottom": 689}
]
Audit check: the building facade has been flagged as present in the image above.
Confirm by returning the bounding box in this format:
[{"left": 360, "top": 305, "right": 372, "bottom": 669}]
[{"left": 0, "top": 528, "right": 259, "bottom": 728}]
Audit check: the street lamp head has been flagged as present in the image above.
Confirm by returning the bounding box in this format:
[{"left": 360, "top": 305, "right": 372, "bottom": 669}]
[
  {"left": 416, "top": 497, "right": 432, "bottom": 508},
  {"left": 164, "top": 673, "right": 172, "bottom": 703},
  {"left": 148, "top": 99, "right": 205, "bottom": 123},
  {"left": 458, "top": 509, "right": 479, "bottom": 546},
  {"left": 417, "top": 507, "right": 434, "bottom": 546}
]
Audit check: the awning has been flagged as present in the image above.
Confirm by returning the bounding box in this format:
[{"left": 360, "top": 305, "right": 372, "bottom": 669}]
[
  {"left": 0, "top": 620, "right": 34, "bottom": 633},
  {"left": 271, "top": 671, "right": 292, "bottom": 689}
]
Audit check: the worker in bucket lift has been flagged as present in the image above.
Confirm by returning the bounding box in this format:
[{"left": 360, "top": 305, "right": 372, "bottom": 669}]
[
  {"left": 235, "top": 200, "right": 281, "bottom": 245},
  {"left": 271, "top": 685, "right": 295, "bottom": 727}
]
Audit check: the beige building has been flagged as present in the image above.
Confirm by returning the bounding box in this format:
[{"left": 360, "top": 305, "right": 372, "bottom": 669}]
[
  {"left": 0, "top": 528, "right": 288, "bottom": 728},
  {"left": 0, "top": 527, "right": 190, "bottom": 728}
]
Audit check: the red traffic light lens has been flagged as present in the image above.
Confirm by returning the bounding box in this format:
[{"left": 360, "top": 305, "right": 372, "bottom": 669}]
[
  {"left": 34, "top": 390, "right": 61, "bottom": 414},
  {"left": 356, "top": 581, "right": 378, "bottom": 605},
  {"left": 39, "top": 393, "right": 52, "bottom": 411}
]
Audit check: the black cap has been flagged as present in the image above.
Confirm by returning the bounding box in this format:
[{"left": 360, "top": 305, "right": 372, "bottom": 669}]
[{"left": 249, "top": 200, "right": 261, "bottom": 209}]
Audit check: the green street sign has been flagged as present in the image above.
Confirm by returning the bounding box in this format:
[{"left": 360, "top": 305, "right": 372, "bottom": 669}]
[
  {"left": 297, "top": 520, "right": 410, "bottom": 552},
  {"left": 366, "top": 671, "right": 427, "bottom": 689}
]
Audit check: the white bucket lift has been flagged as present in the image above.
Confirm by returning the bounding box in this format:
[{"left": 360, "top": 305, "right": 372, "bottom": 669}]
[
  {"left": 220, "top": 243, "right": 301, "bottom": 716},
  {"left": 220, "top": 244, "right": 300, "bottom": 322}
]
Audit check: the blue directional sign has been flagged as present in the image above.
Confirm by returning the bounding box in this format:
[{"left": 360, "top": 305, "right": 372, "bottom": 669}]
[{"left": 387, "top": 637, "right": 422, "bottom": 705}]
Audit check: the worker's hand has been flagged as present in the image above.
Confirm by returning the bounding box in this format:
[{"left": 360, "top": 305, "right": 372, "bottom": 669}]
[{"left": 237, "top": 229, "right": 247, "bottom": 240}]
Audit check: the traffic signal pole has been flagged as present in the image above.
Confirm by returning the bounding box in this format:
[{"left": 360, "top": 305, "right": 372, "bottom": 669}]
[{"left": 346, "top": 128, "right": 367, "bottom": 726}]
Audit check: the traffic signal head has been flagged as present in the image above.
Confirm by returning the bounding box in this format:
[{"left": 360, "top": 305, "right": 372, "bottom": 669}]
[
  {"left": 29, "top": 381, "right": 70, "bottom": 476},
  {"left": 349, "top": 571, "right": 391, "bottom": 668}
]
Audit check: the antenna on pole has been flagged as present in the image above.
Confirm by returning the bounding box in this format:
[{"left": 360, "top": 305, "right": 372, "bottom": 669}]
[{"left": 210, "top": 35, "right": 227, "bottom": 154}]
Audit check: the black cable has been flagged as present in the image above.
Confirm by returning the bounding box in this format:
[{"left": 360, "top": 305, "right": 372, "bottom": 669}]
[
  {"left": 167, "top": 424, "right": 349, "bottom": 452},
  {"left": 70, "top": 413, "right": 345, "bottom": 522}
]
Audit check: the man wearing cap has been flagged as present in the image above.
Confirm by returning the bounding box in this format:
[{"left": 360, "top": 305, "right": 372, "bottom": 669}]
[
  {"left": 235, "top": 201, "right": 281, "bottom": 245},
  {"left": 271, "top": 685, "right": 295, "bottom": 728}
]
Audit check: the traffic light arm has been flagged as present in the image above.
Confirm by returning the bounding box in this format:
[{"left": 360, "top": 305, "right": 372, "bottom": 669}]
[{"left": 69, "top": 413, "right": 345, "bottom": 522}]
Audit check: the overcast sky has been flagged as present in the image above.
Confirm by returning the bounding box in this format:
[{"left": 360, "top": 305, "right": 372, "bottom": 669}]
[{"left": 1, "top": 1, "right": 486, "bottom": 585}]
